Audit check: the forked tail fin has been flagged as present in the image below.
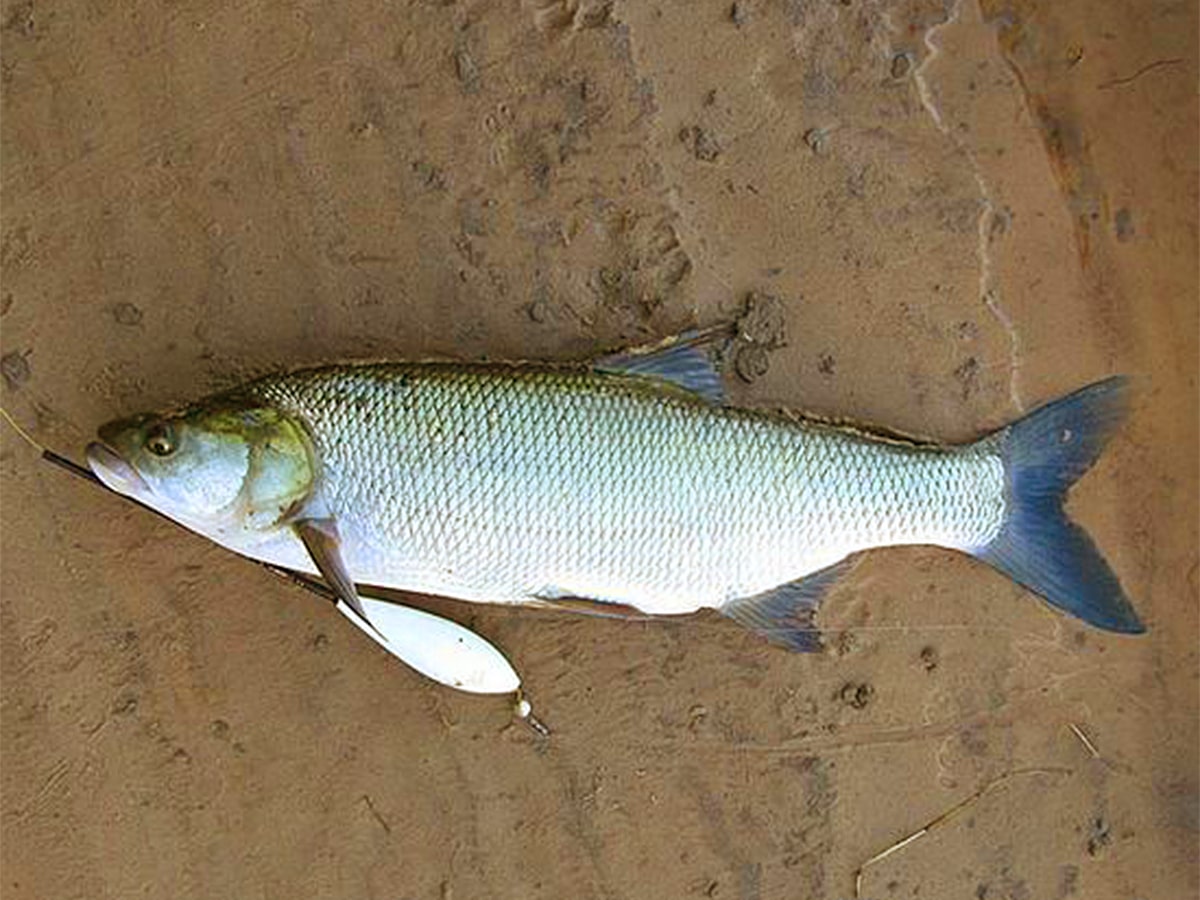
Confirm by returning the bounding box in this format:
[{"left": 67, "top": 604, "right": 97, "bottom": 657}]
[{"left": 975, "top": 376, "right": 1144, "bottom": 634}]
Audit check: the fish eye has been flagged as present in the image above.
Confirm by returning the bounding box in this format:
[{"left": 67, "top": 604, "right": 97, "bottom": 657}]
[{"left": 145, "top": 425, "right": 177, "bottom": 457}]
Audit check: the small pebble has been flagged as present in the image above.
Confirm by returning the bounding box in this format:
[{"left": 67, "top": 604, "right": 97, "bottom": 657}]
[
  {"left": 734, "top": 344, "right": 770, "bottom": 383},
  {"left": 890, "top": 52, "right": 912, "bottom": 79},
  {"left": 839, "top": 681, "right": 874, "bottom": 710},
  {"left": 527, "top": 297, "right": 550, "bottom": 324},
  {"left": 110, "top": 302, "right": 143, "bottom": 326},
  {"left": 919, "top": 645, "right": 939, "bottom": 672},
  {"left": 1114, "top": 207, "right": 1135, "bottom": 242},
  {"left": 1, "top": 350, "right": 30, "bottom": 389},
  {"left": 803, "top": 127, "right": 828, "bottom": 156}
]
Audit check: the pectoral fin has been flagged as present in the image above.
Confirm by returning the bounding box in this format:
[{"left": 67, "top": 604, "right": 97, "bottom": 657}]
[
  {"left": 720, "top": 559, "right": 855, "bottom": 652},
  {"left": 294, "top": 517, "right": 385, "bottom": 641}
]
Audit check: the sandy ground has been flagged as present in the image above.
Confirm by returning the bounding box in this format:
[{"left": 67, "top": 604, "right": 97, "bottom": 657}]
[{"left": 2, "top": 1, "right": 1196, "bottom": 898}]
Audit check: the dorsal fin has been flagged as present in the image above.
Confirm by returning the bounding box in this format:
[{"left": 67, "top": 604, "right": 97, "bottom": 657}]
[{"left": 594, "top": 330, "right": 726, "bottom": 403}]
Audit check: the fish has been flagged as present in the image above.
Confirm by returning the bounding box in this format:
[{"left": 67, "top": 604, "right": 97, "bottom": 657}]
[{"left": 85, "top": 334, "right": 1144, "bottom": 651}]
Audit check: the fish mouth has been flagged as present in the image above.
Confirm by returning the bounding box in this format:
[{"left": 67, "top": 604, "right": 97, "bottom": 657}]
[{"left": 86, "top": 442, "right": 150, "bottom": 497}]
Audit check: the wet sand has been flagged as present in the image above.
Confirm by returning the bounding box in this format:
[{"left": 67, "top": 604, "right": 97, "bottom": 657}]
[{"left": 2, "top": 1, "right": 1196, "bottom": 897}]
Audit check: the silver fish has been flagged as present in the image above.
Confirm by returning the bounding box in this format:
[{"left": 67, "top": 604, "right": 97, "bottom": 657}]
[{"left": 86, "top": 335, "right": 1143, "bottom": 650}]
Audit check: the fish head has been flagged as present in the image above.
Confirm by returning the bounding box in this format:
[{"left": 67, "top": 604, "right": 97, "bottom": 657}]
[{"left": 87, "top": 401, "right": 315, "bottom": 538}]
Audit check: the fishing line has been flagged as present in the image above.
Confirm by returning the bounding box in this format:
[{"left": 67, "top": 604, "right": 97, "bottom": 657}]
[{"left": 0, "top": 405, "right": 46, "bottom": 454}]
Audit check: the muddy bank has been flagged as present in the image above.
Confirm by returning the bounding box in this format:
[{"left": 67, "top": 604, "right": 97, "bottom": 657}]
[{"left": 2, "top": 1, "right": 1196, "bottom": 898}]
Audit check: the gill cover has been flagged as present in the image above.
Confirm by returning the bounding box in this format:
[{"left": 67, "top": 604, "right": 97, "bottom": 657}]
[{"left": 230, "top": 407, "right": 318, "bottom": 530}]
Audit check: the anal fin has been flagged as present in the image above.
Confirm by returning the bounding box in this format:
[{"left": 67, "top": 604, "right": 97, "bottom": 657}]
[{"left": 720, "top": 559, "right": 854, "bottom": 652}]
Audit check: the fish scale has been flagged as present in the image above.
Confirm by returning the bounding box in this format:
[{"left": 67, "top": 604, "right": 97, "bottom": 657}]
[{"left": 250, "top": 363, "right": 1007, "bottom": 615}]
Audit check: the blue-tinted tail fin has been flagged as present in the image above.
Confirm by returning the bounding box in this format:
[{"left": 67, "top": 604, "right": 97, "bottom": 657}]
[{"left": 976, "top": 377, "right": 1144, "bottom": 634}]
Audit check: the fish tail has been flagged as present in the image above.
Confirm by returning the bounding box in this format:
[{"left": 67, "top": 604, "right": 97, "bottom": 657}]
[{"left": 974, "top": 376, "right": 1144, "bottom": 634}]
